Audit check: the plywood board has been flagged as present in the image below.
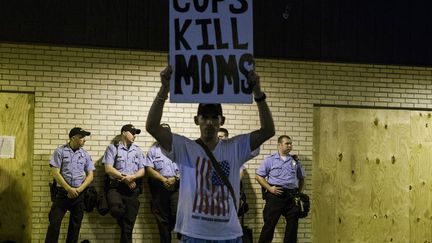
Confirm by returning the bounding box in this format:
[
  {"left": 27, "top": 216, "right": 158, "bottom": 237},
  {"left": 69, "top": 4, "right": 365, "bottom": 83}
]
[
  {"left": 409, "top": 111, "right": 432, "bottom": 243},
  {"left": 312, "top": 107, "right": 338, "bottom": 243},
  {"left": 0, "top": 93, "right": 34, "bottom": 242},
  {"left": 313, "top": 107, "right": 421, "bottom": 243}
]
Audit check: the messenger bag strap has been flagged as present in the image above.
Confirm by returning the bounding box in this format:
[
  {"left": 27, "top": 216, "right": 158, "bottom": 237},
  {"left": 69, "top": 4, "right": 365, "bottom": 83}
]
[{"left": 196, "top": 138, "right": 238, "bottom": 211}]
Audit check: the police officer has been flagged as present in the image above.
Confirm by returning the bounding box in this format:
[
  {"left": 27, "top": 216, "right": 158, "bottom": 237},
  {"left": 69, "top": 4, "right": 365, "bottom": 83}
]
[
  {"left": 45, "top": 127, "right": 95, "bottom": 243},
  {"left": 256, "top": 135, "right": 306, "bottom": 243},
  {"left": 102, "top": 124, "right": 145, "bottom": 243},
  {"left": 217, "top": 127, "right": 253, "bottom": 220},
  {"left": 145, "top": 123, "right": 181, "bottom": 243},
  {"left": 218, "top": 128, "right": 246, "bottom": 182}
]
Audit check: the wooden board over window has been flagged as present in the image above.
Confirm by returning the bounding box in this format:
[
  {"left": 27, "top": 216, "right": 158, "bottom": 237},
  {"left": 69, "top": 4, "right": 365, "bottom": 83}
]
[
  {"left": 0, "top": 92, "right": 34, "bottom": 242},
  {"left": 313, "top": 107, "right": 432, "bottom": 243}
]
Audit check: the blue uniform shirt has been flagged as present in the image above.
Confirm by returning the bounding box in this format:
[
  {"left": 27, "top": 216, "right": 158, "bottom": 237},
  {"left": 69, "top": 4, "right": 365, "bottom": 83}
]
[
  {"left": 102, "top": 142, "right": 145, "bottom": 175},
  {"left": 256, "top": 153, "right": 306, "bottom": 189},
  {"left": 144, "top": 144, "right": 179, "bottom": 177},
  {"left": 49, "top": 145, "right": 95, "bottom": 187}
]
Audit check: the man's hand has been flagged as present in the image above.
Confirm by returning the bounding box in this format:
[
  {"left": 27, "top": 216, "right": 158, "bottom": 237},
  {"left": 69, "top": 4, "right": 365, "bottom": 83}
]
[
  {"left": 121, "top": 174, "right": 136, "bottom": 184},
  {"left": 160, "top": 66, "right": 172, "bottom": 88},
  {"left": 247, "top": 70, "right": 262, "bottom": 94},
  {"left": 67, "top": 187, "right": 80, "bottom": 199},
  {"left": 127, "top": 181, "right": 137, "bottom": 190},
  {"left": 268, "top": 185, "right": 284, "bottom": 196},
  {"left": 247, "top": 70, "right": 258, "bottom": 87},
  {"left": 163, "top": 177, "right": 177, "bottom": 190}
]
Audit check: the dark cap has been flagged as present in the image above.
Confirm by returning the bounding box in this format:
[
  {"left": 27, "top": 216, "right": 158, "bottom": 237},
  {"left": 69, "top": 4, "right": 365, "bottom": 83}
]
[
  {"left": 121, "top": 124, "right": 141, "bottom": 135},
  {"left": 197, "top": 104, "right": 223, "bottom": 116},
  {"left": 69, "top": 127, "right": 91, "bottom": 138}
]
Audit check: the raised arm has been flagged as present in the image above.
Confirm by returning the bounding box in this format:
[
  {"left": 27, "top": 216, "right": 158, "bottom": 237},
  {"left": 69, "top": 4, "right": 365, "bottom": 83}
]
[
  {"left": 249, "top": 71, "right": 275, "bottom": 151},
  {"left": 146, "top": 66, "right": 173, "bottom": 152}
]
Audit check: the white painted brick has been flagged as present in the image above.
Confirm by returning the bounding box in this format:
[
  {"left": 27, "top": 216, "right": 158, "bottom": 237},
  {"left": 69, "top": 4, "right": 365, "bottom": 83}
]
[{"left": 2, "top": 43, "right": 432, "bottom": 243}]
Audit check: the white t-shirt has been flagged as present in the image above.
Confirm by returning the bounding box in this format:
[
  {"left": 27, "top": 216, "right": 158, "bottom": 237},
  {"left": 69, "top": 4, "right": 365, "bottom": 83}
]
[{"left": 166, "top": 133, "right": 256, "bottom": 240}]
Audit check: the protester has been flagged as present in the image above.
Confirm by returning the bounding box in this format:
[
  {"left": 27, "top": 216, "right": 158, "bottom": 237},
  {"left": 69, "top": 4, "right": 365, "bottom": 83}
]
[{"left": 146, "top": 65, "right": 275, "bottom": 242}]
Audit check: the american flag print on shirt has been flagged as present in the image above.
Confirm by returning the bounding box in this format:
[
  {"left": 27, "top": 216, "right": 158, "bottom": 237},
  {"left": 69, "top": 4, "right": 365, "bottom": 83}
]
[{"left": 193, "top": 157, "right": 231, "bottom": 217}]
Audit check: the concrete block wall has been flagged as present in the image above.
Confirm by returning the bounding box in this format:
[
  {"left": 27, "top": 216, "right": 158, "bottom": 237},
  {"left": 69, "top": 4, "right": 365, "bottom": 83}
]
[{"left": 1, "top": 43, "right": 432, "bottom": 242}]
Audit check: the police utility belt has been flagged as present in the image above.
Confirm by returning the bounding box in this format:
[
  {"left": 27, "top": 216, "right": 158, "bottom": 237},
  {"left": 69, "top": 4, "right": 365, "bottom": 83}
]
[
  {"left": 104, "top": 175, "right": 144, "bottom": 194},
  {"left": 270, "top": 184, "right": 299, "bottom": 197},
  {"left": 107, "top": 176, "right": 122, "bottom": 188},
  {"left": 261, "top": 184, "right": 297, "bottom": 200}
]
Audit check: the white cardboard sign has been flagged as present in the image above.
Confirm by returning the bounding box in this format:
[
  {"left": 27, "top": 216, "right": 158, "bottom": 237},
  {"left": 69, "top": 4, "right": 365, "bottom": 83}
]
[{"left": 169, "top": 0, "right": 254, "bottom": 103}]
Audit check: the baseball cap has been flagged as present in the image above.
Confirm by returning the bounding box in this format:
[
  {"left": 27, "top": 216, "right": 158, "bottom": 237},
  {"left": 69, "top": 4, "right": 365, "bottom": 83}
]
[
  {"left": 69, "top": 127, "right": 91, "bottom": 138},
  {"left": 121, "top": 124, "right": 141, "bottom": 135},
  {"left": 197, "top": 104, "right": 223, "bottom": 116}
]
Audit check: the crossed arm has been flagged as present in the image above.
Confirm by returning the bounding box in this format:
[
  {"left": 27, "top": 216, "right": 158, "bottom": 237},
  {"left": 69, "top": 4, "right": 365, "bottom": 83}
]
[{"left": 51, "top": 167, "right": 93, "bottom": 199}]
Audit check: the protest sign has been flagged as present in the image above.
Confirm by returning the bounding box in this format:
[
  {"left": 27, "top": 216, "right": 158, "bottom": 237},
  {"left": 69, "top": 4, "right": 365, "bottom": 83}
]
[{"left": 169, "top": 0, "right": 254, "bottom": 103}]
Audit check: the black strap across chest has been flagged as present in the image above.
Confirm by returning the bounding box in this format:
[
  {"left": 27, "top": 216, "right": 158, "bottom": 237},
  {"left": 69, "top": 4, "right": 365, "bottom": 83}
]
[{"left": 195, "top": 138, "right": 238, "bottom": 211}]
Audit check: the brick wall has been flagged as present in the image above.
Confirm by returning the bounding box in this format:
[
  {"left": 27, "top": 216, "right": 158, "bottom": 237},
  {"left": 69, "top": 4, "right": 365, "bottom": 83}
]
[{"left": 1, "top": 43, "right": 431, "bottom": 242}]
